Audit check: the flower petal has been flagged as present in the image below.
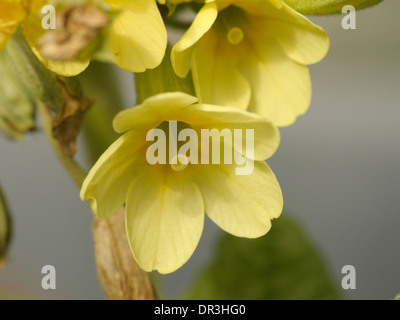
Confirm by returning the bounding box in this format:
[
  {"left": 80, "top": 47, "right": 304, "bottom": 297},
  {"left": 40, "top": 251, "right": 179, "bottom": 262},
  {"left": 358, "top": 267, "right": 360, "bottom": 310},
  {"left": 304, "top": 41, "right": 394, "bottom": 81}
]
[
  {"left": 241, "top": 39, "right": 311, "bottom": 127},
  {"left": 194, "top": 161, "right": 283, "bottom": 238},
  {"left": 30, "top": 46, "right": 90, "bottom": 76},
  {"left": 105, "top": 0, "right": 167, "bottom": 72},
  {"left": 125, "top": 166, "right": 204, "bottom": 274},
  {"left": 80, "top": 130, "right": 146, "bottom": 218},
  {"left": 0, "top": 0, "right": 27, "bottom": 50},
  {"left": 171, "top": 2, "right": 218, "bottom": 78},
  {"left": 113, "top": 92, "right": 198, "bottom": 133},
  {"left": 114, "top": 92, "right": 279, "bottom": 161},
  {"left": 178, "top": 103, "right": 280, "bottom": 161},
  {"left": 192, "top": 30, "right": 251, "bottom": 110},
  {"left": 268, "top": 3, "right": 329, "bottom": 65}
]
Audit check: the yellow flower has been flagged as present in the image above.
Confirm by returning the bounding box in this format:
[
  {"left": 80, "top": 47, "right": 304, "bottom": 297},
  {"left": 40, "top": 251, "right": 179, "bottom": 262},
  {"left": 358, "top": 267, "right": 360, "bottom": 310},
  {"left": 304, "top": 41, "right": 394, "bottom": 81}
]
[
  {"left": 80, "top": 92, "right": 283, "bottom": 273},
  {"left": 23, "top": 0, "right": 167, "bottom": 76},
  {"left": 0, "top": 0, "right": 29, "bottom": 50},
  {"left": 171, "top": 0, "right": 329, "bottom": 126}
]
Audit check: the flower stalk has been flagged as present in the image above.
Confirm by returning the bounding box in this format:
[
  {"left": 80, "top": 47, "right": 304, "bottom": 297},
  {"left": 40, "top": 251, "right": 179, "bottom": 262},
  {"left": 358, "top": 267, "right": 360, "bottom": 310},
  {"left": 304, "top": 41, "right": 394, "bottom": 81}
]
[
  {"left": 37, "top": 101, "right": 87, "bottom": 188},
  {"left": 135, "top": 44, "right": 194, "bottom": 103}
]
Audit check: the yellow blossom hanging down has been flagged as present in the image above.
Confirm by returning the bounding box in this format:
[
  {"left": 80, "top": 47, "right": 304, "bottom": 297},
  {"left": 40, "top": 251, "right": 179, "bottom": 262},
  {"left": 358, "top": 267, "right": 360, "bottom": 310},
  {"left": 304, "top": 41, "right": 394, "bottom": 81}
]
[
  {"left": 80, "top": 92, "right": 283, "bottom": 274},
  {"left": 171, "top": 0, "right": 329, "bottom": 126},
  {"left": 22, "top": 0, "right": 167, "bottom": 76},
  {"left": 0, "top": 0, "right": 29, "bottom": 50}
]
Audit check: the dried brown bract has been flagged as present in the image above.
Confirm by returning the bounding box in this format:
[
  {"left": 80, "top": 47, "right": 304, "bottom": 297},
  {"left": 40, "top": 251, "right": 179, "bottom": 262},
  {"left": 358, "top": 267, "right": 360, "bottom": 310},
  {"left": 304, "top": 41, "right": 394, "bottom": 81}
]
[{"left": 38, "top": 4, "right": 109, "bottom": 61}]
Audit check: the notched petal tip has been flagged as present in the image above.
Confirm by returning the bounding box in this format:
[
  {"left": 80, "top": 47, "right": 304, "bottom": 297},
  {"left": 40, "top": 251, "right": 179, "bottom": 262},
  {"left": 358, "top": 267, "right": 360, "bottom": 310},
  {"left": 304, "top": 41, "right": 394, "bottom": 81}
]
[{"left": 113, "top": 92, "right": 198, "bottom": 134}]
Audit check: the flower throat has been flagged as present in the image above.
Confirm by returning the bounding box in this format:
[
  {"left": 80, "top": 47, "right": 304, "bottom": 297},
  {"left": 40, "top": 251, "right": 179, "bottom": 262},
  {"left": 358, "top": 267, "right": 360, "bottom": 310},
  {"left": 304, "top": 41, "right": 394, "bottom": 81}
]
[{"left": 217, "top": 5, "right": 248, "bottom": 46}]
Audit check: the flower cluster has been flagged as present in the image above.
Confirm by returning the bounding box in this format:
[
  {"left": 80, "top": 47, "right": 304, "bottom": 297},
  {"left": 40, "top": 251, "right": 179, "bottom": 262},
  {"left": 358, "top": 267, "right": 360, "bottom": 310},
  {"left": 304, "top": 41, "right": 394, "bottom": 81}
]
[
  {"left": 1, "top": 0, "right": 331, "bottom": 273},
  {"left": 171, "top": 0, "right": 329, "bottom": 126}
]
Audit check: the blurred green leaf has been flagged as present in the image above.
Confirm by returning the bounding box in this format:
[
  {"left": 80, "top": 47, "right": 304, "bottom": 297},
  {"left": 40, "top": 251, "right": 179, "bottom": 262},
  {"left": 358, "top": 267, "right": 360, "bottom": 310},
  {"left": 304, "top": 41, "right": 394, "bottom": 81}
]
[
  {"left": 284, "top": 0, "right": 383, "bottom": 15},
  {"left": 0, "top": 49, "right": 35, "bottom": 140},
  {"left": 0, "top": 183, "right": 12, "bottom": 268},
  {"left": 394, "top": 293, "right": 400, "bottom": 300},
  {"left": 185, "top": 214, "right": 341, "bottom": 300},
  {"left": 5, "top": 33, "right": 65, "bottom": 116}
]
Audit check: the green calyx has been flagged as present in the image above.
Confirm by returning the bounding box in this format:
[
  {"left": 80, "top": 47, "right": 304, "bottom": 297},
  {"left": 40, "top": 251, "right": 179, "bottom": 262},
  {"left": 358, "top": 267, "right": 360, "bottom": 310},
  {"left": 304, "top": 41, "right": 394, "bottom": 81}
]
[{"left": 284, "top": 0, "right": 384, "bottom": 15}]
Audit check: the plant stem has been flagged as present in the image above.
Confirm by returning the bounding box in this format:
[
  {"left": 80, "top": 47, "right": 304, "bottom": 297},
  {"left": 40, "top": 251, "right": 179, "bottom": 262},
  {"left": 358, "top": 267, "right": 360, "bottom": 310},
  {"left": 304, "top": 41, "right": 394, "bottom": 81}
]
[
  {"left": 37, "top": 102, "right": 87, "bottom": 188},
  {"left": 78, "top": 61, "right": 124, "bottom": 164},
  {"left": 135, "top": 44, "right": 194, "bottom": 103}
]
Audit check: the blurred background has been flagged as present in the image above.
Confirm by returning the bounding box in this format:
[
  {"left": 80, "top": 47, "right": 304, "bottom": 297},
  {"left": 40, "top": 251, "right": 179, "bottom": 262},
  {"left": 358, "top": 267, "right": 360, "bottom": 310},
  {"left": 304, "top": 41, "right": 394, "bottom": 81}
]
[{"left": 0, "top": 0, "right": 399, "bottom": 300}]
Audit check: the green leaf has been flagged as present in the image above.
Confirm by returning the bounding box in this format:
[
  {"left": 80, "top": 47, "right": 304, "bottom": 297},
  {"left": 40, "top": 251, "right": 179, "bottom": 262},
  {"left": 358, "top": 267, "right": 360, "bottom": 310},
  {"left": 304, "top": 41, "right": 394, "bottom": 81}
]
[
  {"left": 5, "top": 33, "right": 65, "bottom": 116},
  {"left": 394, "top": 293, "right": 400, "bottom": 301},
  {"left": 0, "top": 183, "right": 12, "bottom": 269},
  {"left": 185, "top": 214, "right": 342, "bottom": 300},
  {"left": 0, "top": 48, "right": 35, "bottom": 140},
  {"left": 284, "top": 0, "right": 383, "bottom": 15}
]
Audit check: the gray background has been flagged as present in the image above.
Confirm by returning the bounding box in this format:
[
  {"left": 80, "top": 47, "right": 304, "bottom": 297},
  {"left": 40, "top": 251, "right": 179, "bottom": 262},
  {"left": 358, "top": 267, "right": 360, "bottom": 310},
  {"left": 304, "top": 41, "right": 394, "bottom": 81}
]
[{"left": 0, "top": 0, "right": 399, "bottom": 299}]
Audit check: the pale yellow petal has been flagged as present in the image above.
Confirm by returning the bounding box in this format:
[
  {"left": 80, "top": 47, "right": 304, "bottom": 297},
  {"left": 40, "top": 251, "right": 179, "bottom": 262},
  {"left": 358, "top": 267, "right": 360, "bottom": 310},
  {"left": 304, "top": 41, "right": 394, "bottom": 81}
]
[
  {"left": 30, "top": 46, "right": 90, "bottom": 76},
  {"left": 177, "top": 103, "right": 280, "bottom": 160},
  {"left": 105, "top": 0, "right": 167, "bottom": 72},
  {"left": 268, "top": 3, "right": 329, "bottom": 65},
  {"left": 80, "top": 130, "right": 146, "bottom": 218},
  {"left": 192, "top": 30, "right": 251, "bottom": 110},
  {"left": 241, "top": 40, "right": 311, "bottom": 127},
  {"left": 113, "top": 92, "right": 198, "bottom": 133},
  {"left": 193, "top": 161, "right": 283, "bottom": 238},
  {"left": 126, "top": 166, "right": 204, "bottom": 274},
  {"left": 229, "top": 1, "right": 328, "bottom": 66},
  {"left": 114, "top": 92, "right": 279, "bottom": 161},
  {"left": 171, "top": 2, "right": 218, "bottom": 78}
]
